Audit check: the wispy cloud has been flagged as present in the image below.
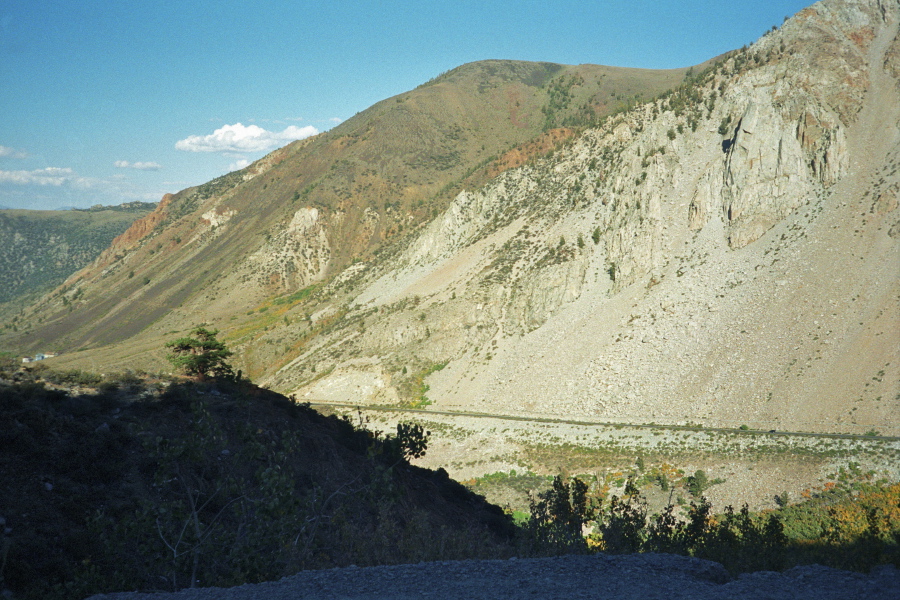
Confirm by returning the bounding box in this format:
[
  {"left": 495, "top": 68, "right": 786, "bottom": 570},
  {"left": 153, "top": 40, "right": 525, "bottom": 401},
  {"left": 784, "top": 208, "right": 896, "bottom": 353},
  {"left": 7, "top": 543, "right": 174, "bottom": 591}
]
[
  {"left": 0, "top": 145, "right": 28, "bottom": 159},
  {"left": 114, "top": 160, "right": 162, "bottom": 171},
  {"left": 175, "top": 123, "right": 319, "bottom": 154},
  {"left": 0, "top": 167, "right": 129, "bottom": 192},
  {"left": 0, "top": 165, "right": 167, "bottom": 210},
  {"left": 329, "top": 117, "right": 343, "bottom": 124},
  {"left": 0, "top": 167, "right": 74, "bottom": 186},
  {"left": 227, "top": 159, "right": 252, "bottom": 172}
]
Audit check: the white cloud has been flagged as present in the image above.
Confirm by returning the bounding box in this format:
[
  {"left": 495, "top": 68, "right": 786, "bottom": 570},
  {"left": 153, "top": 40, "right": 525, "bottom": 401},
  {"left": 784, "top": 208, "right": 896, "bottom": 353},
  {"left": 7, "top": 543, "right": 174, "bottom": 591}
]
[
  {"left": 329, "top": 117, "right": 343, "bottom": 124},
  {"left": 0, "top": 145, "right": 28, "bottom": 159},
  {"left": 0, "top": 167, "right": 74, "bottom": 186},
  {"left": 175, "top": 123, "right": 319, "bottom": 153},
  {"left": 114, "top": 160, "right": 162, "bottom": 171},
  {"left": 0, "top": 165, "right": 168, "bottom": 210},
  {"left": 0, "top": 167, "right": 116, "bottom": 193},
  {"left": 228, "top": 159, "right": 251, "bottom": 172}
]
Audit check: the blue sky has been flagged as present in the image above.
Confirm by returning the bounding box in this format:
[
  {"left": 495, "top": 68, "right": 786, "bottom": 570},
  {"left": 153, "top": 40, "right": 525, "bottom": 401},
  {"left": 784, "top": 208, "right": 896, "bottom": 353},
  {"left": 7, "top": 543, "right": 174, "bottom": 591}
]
[{"left": 0, "top": 0, "right": 812, "bottom": 210}]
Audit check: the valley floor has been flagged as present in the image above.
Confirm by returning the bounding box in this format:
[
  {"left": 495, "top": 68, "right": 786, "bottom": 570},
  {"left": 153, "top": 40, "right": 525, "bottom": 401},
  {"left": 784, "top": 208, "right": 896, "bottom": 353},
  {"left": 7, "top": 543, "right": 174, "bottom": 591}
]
[{"left": 321, "top": 404, "right": 900, "bottom": 513}]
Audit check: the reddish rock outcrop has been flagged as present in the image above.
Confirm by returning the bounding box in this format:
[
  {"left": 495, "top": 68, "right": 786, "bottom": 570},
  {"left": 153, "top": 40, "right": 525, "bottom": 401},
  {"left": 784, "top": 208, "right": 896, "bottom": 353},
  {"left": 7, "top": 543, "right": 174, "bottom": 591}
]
[{"left": 109, "top": 193, "right": 175, "bottom": 251}]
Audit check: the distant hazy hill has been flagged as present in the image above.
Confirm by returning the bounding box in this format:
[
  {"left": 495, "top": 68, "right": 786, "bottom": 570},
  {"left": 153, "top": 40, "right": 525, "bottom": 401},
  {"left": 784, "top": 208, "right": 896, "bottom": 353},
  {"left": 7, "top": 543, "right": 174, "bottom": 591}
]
[{"left": 0, "top": 202, "right": 155, "bottom": 314}]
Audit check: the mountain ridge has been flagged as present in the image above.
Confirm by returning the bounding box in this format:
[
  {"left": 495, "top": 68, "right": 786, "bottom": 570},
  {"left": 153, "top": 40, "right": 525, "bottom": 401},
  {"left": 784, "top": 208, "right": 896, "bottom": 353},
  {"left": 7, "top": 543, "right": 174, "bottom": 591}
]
[
  {"left": 6, "top": 0, "right": 899, "bottom": 437},
  {"left": 270, "top": 0, "right": 899, "bottom": 435},
  {"left": 3, "top": 58, "right": 705, "bottom": 351}
]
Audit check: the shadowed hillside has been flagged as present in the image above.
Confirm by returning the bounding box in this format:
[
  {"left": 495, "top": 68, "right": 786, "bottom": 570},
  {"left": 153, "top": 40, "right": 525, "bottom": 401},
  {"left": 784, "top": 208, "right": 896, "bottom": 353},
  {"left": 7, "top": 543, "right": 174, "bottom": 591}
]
[{"left": 0, "top": 366, "right": 515, "bottom": 599}]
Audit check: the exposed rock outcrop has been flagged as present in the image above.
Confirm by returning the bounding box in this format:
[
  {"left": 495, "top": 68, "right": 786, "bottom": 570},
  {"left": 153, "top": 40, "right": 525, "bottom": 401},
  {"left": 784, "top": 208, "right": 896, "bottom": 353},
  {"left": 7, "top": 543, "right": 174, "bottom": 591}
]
[
  {"left": 107, "top": 193, "right": 175, "bottom": 253},
  {"left": 275, "top": 0, "right": 899, "bottom": 435},
  {"left": 246, "top": 207, "right": 332, "bottom": 292}
]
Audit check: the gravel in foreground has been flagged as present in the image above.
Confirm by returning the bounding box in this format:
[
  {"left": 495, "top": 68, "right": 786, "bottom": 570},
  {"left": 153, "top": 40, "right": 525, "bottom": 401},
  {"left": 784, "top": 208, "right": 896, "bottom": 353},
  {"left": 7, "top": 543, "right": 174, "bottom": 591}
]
[{"left": 87, "top": 553, "right": 900, "bottom": 600}]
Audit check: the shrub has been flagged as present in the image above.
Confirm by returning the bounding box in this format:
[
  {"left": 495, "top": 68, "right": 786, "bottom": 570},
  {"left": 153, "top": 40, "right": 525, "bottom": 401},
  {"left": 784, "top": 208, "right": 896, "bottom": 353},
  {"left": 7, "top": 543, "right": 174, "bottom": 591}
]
[
  {"left": 687, "top": 470, "right": 709, "bottom": 497},
  {"left": 43, "top": 369, "right": 103, "bottom": 387},
  {"left": 527, "top": 476, "right": 594, "bottom": 554},
  {"left": 718, "top": 116, "right": 732, "bottom": 136},
  {"left": 391, "top": 422, "right": 429, "bottom": 461},
  {"left": 165, "top": 327, "right": 234, "bottom": 379}
]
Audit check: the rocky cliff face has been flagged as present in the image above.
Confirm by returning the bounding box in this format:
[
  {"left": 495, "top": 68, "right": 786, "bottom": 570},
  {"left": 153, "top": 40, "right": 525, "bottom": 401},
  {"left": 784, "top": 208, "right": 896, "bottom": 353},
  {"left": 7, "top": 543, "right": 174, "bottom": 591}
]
[
  {"left": 268, "top": 0, "right": 899, "bottom": 434},
  {"left": 244, "top": 207, "right": 332, "bottom": 291}
]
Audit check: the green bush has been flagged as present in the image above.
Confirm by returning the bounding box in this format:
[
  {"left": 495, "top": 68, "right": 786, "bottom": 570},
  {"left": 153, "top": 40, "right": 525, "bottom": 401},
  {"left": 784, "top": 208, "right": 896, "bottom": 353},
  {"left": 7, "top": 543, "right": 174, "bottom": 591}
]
[
  {"left": 165, "top": 327, "right": 234, "bottom": 379},
  {"left": 718, "top": 116, "right": 732, "bottom": 136}
]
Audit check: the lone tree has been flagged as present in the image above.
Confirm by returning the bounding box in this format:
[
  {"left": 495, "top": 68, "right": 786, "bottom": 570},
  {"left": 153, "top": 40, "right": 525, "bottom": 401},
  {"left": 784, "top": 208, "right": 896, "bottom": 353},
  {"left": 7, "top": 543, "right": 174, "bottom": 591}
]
[{"left": 165, "top": 327, "right": 234, "bottom": 379}]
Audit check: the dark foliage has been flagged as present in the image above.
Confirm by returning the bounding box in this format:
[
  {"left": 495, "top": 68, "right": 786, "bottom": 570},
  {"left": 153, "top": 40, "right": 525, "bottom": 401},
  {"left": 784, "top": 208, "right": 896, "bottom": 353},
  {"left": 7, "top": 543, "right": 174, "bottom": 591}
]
[
  {"left": 0, "top": 374, "right": 515, "bottom": 599},
  {"left": 530, "top": 476, "right": 900, "bottom": 575},
  {"left": 0, "top": 207, "right": 153, "bottom": 305},
  {"left": 525, "top": 475, "right": 594, "bottom": 554}
]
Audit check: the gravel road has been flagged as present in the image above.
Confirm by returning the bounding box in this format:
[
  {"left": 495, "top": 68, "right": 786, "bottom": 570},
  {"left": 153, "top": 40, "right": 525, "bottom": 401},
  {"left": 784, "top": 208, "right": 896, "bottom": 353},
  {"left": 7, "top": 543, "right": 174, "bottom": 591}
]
[{"left": 87, "top": 553, "right": 900, "bottom": 600}]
